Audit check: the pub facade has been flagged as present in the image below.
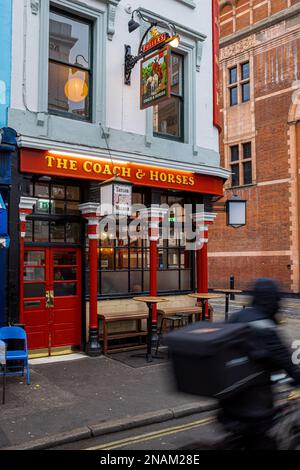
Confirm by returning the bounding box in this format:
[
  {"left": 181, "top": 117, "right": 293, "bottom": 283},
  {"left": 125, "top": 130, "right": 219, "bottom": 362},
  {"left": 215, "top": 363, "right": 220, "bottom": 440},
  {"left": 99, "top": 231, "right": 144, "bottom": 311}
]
[{"left": 5, "top": 0, "right": 228, "bottom": 356}]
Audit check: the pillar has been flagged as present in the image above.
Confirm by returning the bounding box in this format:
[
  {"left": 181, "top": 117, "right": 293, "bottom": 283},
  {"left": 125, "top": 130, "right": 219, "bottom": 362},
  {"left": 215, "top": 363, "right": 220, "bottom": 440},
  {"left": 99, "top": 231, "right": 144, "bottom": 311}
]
[
  {"left": 194, "top": 212, "right": 217, "bottom": 317},
  {"left": 19, "top": 197, "right": 37, "bottom": 324},
  {"left": 79, "top": 203, "right": 101, "bottom": 357},
  {"left": 141, "top": 206, "right": 168, "bottom": 338}
]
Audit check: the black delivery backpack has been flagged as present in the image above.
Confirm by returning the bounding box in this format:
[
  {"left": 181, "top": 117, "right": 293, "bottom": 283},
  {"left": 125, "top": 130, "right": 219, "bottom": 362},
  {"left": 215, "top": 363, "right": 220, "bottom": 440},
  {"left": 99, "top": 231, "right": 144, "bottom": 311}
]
[{"left": 166, "top": 322, "right": 265, "bottom": 400}]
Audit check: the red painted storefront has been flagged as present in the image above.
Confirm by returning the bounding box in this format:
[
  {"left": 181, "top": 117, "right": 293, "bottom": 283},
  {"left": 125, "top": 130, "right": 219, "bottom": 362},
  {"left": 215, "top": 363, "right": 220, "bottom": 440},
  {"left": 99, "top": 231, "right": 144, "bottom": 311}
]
[{"left": 19, "top": 148, "right": 225, "bottom": 355}]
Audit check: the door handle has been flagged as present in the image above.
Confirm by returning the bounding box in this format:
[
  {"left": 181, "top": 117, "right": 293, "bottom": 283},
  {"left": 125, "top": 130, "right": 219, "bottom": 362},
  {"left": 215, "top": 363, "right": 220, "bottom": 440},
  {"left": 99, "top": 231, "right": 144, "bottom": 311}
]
[{"left": 46, "top": 290, "right": 54, "bottom": 309}]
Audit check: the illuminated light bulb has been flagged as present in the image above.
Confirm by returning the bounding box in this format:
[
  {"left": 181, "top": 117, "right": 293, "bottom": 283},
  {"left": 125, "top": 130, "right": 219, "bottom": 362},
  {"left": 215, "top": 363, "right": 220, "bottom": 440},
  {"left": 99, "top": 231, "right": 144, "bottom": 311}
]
[
  {"left": 169, "top": 36, "right": 180, "bottom": 48},
  {"left": 64, "top": 77, "right": 88, "bottom": 103}
]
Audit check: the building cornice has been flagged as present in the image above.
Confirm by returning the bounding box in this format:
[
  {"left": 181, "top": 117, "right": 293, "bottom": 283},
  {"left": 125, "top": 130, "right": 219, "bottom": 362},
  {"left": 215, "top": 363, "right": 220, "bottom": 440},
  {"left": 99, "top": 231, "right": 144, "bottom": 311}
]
[{"left": 220, "top": 3, "right": 300, "bottom": 49}]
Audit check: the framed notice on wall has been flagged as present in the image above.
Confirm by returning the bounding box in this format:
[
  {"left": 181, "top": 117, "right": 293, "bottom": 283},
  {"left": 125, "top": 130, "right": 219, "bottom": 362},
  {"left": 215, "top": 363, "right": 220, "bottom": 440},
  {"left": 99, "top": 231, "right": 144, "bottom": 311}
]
[{"left": 140, "top": 47, "right": 171, "bottom": 110}]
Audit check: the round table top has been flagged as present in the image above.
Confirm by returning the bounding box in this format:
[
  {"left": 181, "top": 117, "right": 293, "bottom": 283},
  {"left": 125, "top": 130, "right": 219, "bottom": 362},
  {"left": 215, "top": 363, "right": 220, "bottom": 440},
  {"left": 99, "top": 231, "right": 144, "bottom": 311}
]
[
  {"left": 188, "top": 293, "right": 223, "bottom": 300},
  {"left": 213, "top": 289, "right": 243, "bottom": 294},
  {"left": 133, "top": 296, "right": 169, "bottom": 304}
]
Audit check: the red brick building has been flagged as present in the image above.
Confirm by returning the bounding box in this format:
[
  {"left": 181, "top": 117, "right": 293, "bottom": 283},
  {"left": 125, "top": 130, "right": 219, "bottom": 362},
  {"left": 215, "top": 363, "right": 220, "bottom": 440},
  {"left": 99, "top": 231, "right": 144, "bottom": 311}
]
[{"left": 209, "top": 0, "right": 300, "bottom": 292}]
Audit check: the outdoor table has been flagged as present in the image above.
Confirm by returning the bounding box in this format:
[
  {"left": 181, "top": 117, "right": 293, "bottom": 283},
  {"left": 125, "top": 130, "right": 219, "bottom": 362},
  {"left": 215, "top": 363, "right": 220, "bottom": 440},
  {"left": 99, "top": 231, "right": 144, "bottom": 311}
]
[
  {"left": 0, "top": 340, "right": 6, "bottom": 405},
  {"left": 133, "top": 296, "right": 168, "bottom": 362},
  {"left": 213, "top": 289, "right": 243, "bottom": 321},
  {"left": 188, "top": 293, "right": 223, "bottom": 322}
]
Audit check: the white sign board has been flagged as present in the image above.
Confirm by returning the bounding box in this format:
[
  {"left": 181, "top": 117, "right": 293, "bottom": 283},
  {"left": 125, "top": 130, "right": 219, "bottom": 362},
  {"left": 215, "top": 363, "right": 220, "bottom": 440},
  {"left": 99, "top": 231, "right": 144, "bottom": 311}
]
[{"left": 113, "top": 184, "right": 132, "bottom": 216}]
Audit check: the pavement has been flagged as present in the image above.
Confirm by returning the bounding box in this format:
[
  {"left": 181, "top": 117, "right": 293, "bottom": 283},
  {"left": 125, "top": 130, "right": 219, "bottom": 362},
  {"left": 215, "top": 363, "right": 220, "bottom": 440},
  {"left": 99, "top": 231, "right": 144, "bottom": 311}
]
[{"left": 1, "top": 294, "right": 300, "bottom": 450}]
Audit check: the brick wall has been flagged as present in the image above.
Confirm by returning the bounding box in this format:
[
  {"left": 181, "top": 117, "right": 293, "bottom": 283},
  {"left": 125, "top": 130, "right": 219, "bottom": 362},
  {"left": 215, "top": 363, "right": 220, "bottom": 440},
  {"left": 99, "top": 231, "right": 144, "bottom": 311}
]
[
  {"left": 211, "top": 2, "right": 300, "bottom": 293},
  {"left": 220, "top": 0, "right": 300, "bottom": 38}
]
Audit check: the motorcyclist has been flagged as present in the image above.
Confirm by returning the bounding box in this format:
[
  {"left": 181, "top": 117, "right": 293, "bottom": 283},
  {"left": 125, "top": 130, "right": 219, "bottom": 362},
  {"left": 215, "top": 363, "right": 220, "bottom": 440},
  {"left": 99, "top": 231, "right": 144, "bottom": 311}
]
[{"left": 218, "top": 278, "right": 300, "bottom": 450}]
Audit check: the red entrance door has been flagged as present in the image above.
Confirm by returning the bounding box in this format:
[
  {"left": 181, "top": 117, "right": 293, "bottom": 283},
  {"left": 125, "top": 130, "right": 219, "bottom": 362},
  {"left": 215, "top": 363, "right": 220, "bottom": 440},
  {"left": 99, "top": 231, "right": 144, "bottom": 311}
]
[{"left": 22, "top": 248, "right": 82, "bottom": 354}]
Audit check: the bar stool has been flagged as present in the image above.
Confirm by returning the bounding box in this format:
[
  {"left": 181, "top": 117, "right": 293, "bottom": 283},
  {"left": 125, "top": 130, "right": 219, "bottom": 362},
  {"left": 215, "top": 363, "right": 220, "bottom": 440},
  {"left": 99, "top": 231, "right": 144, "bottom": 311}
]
[
  {"left": 155, "top": 316, "right": 184, "bottom": 356},
  {"left": 175, "top": 312, "right": 194, "bottom": 325}
]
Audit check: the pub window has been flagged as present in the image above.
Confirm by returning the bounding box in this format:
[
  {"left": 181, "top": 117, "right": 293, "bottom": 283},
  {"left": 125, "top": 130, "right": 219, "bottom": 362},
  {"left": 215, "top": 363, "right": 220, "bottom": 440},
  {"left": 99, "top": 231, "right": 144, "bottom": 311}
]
[
  {"left": 88, "top": 191, "right": 193, "bottom": 297},
  {"left": 24, "top": 182, "right": 81, "bottom": 244},
  {"left": 229, "top": 142, "right": 253, "bottom": 187},
  {"left": 153, "top": 53, "right": 184, "bottom": 141},
  {"left": 228, "top": 61, "right": 250, "bottom": 106},
  {"left": 48, "top": 8, "right": 93, "bottom": 121}
]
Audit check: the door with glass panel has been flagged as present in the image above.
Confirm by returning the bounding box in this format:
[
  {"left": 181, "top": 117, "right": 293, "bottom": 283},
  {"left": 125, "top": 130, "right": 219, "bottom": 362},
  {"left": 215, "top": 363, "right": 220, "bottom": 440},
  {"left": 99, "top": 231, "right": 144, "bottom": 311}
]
[{"left": 23, "top": 248, "right": 81, "bottom": 354}]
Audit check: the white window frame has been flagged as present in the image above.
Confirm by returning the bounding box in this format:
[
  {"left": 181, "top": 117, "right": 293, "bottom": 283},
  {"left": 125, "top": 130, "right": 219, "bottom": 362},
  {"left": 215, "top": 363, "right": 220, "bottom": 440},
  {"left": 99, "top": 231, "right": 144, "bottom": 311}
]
[{"left": 38, "top": 0, "right": 106, "bottom": 126}]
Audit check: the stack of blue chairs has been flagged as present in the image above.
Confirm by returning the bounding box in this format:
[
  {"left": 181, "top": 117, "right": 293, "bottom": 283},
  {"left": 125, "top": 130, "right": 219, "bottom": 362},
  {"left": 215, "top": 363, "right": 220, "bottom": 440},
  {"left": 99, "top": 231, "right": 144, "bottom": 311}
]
[{"left": 0, "top": 326, "right": 30, "bottom": 405}]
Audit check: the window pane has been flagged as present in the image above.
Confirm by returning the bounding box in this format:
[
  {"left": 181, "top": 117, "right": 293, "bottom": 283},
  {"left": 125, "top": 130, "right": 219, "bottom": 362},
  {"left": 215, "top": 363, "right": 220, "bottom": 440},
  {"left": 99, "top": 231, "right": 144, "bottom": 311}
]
[
  {"left": 66, "top": 186, "right": 80, "bottom": 201},
  {"left": 35, "top": 183, "right": 49, "bottom": 198},
  {"left": 49, "top": 10, "right": 91, "bottom": 69},
  {"left": 101, "top": 272, "right": 128, "bottom": 295},
  {"left": 99, "top": 248, "right": 114, "bottom": 270},
  {"left": 52, "top": 185, "right": 65, "bottom": 199},
  {"left": 24, "top": 283, "right": 45, "bottom": 298},
  {"left": 153, "top": 97, "right": 182, "bottom": 138},
  {"left": 130, "top": 272, "right": 142, "bottom": 293},
  {"left": 231, "top": 164, "right": 240, "bottom": 187},
  {"left": 229, "top": 67, "right": 237, "bottom": 84},
  {"left": 51, "top": 199, "right": 65, "bottom": 215},
  {"left": 66, "top": 201, "right": 80, "bottom": 215},
  {"left": 230, "top": 145, "right": 239, "bottom": 162},
  {"left": 24, "top": 268, "right": 45, "bottom": 282},
  {"left": 242, "top": 82, "right": 250, "bottom": 102},
  {"left": 130, "top": 250, "right": 143, "bottom": 269},
  {"left": 181, "top": 251, "right": 191, "bottom": 269},
  {"left": 243, "top": 142, "right": 252, "bottom": 159},
  {"left": 54, "top": 267, "right": 77, "bottom": 280},
  {"left": 34, "top": 221, "right": 49, "bottom": 242},
  {"left": 168, "top": 249, "right": 180, "bottom": 268},
  {"left": 54, "top": 282, "right": 77, "bottom": 297},
  {"left": 230, "top": 86, "right": 238, "bottom": 106},
  {"left": 243, "top": 161, "right": 252, "bottom": 185},
  {"left": 157, "top": 271, "right": 179, "bottom": 291},
  {"left": 53, "top": 251, "right": 77, "bottom": 266},
  {"left": 25, "top": 251, "right": 45, "bottom": 266},
  {"left": 171, "top": 54, "right": 183, "bottom": 95},
  {"left": 25, "top": 220, "right": 33, "bottom": 242},
  {"left": 66, "top": 223, "right": 81, "bottom": 243},
  {"left": 50, "top": 221, "right": 65, "bottom": 243},
  {"left": 241, "top": 62, "right": 250, "bottom": 80},
  {"left": 48, "top": 62, "right": 90, "bottom": 120},
  {"left": 116, "top": 249, "right": 129, "bottom": 269},
  {"left": 180, "top": 270, "right": 191, "bottom": 290}
]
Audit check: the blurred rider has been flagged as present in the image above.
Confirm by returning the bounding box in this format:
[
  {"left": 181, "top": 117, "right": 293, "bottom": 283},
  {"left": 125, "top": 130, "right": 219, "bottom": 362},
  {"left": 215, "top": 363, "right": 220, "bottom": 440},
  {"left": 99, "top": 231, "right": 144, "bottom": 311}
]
[{"left": 218, "top": 278, "right": 300, "bottom": 450}]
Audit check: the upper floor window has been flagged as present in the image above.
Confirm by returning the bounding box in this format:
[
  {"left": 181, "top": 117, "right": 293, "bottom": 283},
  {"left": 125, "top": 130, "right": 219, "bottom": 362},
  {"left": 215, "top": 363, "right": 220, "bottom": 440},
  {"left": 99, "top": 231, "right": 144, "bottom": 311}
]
[
  {"left": 230, "top": 142, "right": 252, "bottom": 187},
  {"left": 153, "top": 53, "right": 184, "bottom": 141},
  {"left": 228, "top": 61, "right": 250, "bottom": 107},
  {"left": 48, "top": 8, "right": 93, "bottom": 121}
]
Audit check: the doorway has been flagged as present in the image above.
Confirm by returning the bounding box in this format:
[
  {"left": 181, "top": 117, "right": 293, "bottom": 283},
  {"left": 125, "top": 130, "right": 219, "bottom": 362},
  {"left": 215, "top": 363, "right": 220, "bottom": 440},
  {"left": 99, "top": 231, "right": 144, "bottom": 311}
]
[{"left": 22, "top": 247, "right": 82, "bottom": 355}]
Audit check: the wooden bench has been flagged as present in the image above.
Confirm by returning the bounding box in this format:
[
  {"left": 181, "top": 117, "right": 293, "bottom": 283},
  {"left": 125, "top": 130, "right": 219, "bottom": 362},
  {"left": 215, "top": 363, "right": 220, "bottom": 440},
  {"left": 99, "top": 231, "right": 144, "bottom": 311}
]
[
  {"left": 98, "top": 312, "right": 148, "bottom": 354},
  {"left": 157, "top": 305, "right": 214, "bottom": 324}
]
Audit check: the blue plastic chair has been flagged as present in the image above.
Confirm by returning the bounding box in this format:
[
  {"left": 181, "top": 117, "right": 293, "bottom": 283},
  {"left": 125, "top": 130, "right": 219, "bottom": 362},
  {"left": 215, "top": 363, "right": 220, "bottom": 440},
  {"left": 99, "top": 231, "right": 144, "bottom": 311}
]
[{"left": 0, "top": 327, "right": 30, "bottom": 385}]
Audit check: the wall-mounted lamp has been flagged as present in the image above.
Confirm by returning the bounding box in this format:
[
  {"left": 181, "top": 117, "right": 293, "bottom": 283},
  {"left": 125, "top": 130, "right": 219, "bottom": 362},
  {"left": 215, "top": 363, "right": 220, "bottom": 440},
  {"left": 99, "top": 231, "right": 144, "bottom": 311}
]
[
  {"left": 124, "top": 10, "right": 180, "bottom": 85},
  {"left": 226, "top": 195, "right": 247, "bottom": 228}
]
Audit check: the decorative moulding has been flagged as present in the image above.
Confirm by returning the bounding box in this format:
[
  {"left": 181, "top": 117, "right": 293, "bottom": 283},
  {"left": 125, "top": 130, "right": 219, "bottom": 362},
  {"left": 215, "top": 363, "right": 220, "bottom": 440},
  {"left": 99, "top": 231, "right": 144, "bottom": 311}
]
[
  {"left": 30, "top": 0, "right": 40, "bottom": 15},
  {"left": 107, "top": 0, "right": 121, "bottom": 40},
  {"left": 175, "top": 0, "right": 196, "bottom": 8}
]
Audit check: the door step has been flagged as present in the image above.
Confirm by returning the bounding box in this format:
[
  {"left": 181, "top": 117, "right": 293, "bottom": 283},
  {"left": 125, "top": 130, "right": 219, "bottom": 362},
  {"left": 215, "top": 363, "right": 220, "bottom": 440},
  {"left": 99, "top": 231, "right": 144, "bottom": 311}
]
[{"left": 29, "top": 346, "right": 80, "bottom": 359}]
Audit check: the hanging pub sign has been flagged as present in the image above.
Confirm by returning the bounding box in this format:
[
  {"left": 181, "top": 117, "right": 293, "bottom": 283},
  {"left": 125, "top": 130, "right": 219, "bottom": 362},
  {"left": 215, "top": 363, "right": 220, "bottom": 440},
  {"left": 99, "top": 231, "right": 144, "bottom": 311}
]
[
  {"left": 100, "top": 176, "right": 133, "bottom": 217},
  {"left": 140, "top": 46, "right": 171, "bottom": 110}
]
